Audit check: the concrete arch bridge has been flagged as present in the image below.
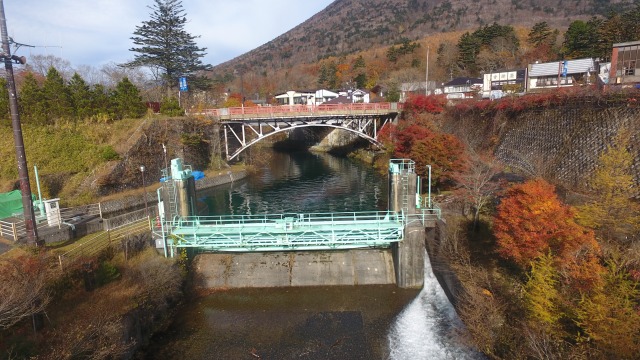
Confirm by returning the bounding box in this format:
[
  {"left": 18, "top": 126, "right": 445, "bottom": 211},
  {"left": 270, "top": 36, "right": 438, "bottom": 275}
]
[{"left": 201, "top": 103, "right": 402, "bottom": 160}]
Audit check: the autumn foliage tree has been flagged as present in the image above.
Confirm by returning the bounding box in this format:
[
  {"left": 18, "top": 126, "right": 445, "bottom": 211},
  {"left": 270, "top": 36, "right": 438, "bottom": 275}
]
[
  {"left": 493, "top": 179, "right": 602, "bottom": 290},
  {"left": 378, "top": 98, "right": 467, "bottom": 186},
  {"left": 402, "top": 94, "right": 447, "bottom": 116},
  {"left": 577, "top": 130, "right": 640, "bottom": 243},
  {"left": 381, "top": 121, "right": 467, "bottom": 186}
]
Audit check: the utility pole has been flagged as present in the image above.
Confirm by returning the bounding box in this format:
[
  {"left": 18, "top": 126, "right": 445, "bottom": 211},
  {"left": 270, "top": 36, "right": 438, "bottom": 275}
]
[
  {"left": 425, "top": 46, "right": 429, "bottom": 96},
  {"left": 0, "top": 0, "right": 38, "bottom": 245}
]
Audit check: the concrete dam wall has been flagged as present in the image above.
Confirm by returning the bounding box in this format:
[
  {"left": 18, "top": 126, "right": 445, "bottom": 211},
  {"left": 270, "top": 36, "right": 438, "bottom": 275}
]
[{"left": 193, "top": 249, "right": 396, "bottom": 289}]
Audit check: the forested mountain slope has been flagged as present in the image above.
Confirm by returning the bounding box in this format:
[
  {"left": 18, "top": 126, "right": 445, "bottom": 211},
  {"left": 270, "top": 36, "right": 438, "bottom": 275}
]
[{"left": 212, "top": 0, "right": 631, "bottom": 75}]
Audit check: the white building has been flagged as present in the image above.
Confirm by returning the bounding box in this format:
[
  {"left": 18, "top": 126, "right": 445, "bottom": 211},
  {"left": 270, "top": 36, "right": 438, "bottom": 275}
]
[
  {"left": 481, "top": 69, "right": 526, "bottom": 99},
  {"left": 275, "top": 89, "right": 340, "bottom": 105},
  {"left": 527, "top": 58, "right": 595, "bottom": 90},
  {"left": 443, "top": 77, "right": 483, "bottom": 99}
]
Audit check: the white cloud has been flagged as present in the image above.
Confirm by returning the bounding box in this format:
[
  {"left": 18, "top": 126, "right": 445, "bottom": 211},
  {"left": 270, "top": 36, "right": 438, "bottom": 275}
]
[{"left": 4, "top": 0, "right": 333, "bottom": 67}]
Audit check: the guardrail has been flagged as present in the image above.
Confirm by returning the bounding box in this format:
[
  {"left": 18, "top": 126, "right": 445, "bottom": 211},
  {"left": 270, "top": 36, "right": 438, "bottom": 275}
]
[
  {"left": 103, "top": 205, "right": 158, "bottom": 231},
  {"left": 59, "top": 203, "right": 102, "bottom": 222},
  {"left": 173, "top": 211, "right": 403, "bottom": 228},
  {"left": 0, "top": 220, "right": 27, "bottom": 241},
  {"left": 199, "top": 102, "right": 403, "bottom": 118},
  {"left": 404, "top": 207, "right": 442, "bottom": 227},
  {"left": 57, "top": 217, "right": 151, "bottom": 271}
]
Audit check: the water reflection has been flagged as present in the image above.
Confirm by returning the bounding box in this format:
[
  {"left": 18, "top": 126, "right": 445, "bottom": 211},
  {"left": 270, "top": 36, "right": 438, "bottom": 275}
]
[{"left": 198, "top": 151, "right": 387, "bottom": 215}]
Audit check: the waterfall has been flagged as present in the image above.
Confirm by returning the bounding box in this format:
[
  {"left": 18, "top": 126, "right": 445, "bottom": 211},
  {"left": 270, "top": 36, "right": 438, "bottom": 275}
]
[{"left": 387, "top": 251, "right": 484, "bottom": 360}]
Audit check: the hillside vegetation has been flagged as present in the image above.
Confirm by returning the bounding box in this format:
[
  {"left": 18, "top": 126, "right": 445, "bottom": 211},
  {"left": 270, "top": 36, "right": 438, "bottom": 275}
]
[{"left": 379, "top": 93, "right": 640, "bottom": 359}]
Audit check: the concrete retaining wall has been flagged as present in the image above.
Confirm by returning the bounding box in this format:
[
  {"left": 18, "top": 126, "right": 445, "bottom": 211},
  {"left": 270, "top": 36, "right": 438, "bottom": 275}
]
[
  {"left": 100, "top": 170, "right": 248, "bottom": 217},
  {"left": 192, "top": 249, "right": 395, "bottom": 289}
]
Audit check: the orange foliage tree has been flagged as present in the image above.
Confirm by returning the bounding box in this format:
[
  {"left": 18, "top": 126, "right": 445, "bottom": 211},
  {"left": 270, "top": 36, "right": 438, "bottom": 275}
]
[
  {"left": 493, "top": 179, "right": 602, "bottom": 289},
  {"left": 380, "top": 121, "right": 467, "bottom": 185}
]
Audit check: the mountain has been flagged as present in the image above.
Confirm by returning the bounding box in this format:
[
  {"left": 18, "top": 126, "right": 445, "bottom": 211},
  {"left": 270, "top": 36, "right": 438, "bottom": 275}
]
[{"left": 212, "top": 0, "right": 630, "bottom": 78}]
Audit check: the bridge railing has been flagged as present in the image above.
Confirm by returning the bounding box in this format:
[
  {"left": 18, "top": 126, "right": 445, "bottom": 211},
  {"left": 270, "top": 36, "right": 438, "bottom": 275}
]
[
  {"left": 172, "top": 211, "right": 403, "bottom": 229},
  {"left": 404, "top": 207, "right": 442, "bottom": 227},
  {"left": 199, "top": 102, "right": 402, "bottom": 118}
]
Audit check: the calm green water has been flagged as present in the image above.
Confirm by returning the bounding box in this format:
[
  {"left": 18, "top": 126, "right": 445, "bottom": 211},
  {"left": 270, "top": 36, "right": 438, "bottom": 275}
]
[
  {"left": 146, "top": 151, "right": 482, "bottom": 359},
  {"left": 197, "top": 151, "right": 387, "bottom": 215}
]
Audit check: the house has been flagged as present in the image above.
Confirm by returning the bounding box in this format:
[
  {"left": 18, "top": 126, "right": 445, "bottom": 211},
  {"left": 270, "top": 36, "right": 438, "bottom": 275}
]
[
  {"left": 274, "top": 89, "right": 339, "bottom": 105},
  {"left": 526, "top": 58, "right": 595, "bottom": 91},
  {"left": 399, "top": 81, "right": 438, "bottom": 102},
  {"left": 335, "top": 89, "right": 370, "bottom": 103},
  {"left": 314, "top": 89, "right": 339, "bottom": 104},
  {"left": 274, "top": 90, "right": 314, "bottom": 105},
  {"left": 609, "top": 40, "right": 640, "bottom": 87},
  {"left": 481, "top": 69, "right": 526, "bottom": 99},
  {"left": 442, "top": 77, "right": 483, "bottom": 99}
]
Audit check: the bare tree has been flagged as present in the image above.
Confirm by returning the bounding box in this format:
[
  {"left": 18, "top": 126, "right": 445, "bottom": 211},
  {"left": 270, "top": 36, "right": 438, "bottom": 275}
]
[
  {"left": 454, "top": 156, "right": 503, "bottom": 230},
  {"left": 26, "top": 54, "right": 74, "bottom": 80},
  {"left": 0, "top": 254, "right": 51, "bottom": 330}
]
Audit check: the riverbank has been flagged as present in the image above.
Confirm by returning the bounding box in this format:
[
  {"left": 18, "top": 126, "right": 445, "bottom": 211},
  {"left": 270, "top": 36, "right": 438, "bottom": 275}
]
[{"left": 98, "top": 167, "right": 248, "bottom": 217}]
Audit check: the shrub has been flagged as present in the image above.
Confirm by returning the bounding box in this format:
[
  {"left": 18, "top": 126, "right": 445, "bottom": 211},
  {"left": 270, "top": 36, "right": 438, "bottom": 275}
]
[
  {"left": 160, "top": 97, "right": 184, "bottom": 116},
  {"left": 99, "top": 145, "right": 119, "bottom": 161}
]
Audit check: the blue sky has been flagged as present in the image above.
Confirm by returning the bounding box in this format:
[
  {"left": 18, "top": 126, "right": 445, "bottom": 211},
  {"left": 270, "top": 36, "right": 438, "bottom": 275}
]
[{"left": 4, "top": 0, "right": 334, "bottom": 67}]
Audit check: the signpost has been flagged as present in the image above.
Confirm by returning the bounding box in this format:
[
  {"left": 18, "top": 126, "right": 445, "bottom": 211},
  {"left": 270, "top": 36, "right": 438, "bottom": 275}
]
[{"left": 178, "top": 76, "right": 187, "bottom": 107}]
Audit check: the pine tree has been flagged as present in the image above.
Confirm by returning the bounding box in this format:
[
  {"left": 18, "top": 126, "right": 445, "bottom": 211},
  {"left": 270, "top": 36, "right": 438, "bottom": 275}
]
[
  {"left": 18, "top": 72, "right": 46, "bottom": 124},
  {"left": 68, "top": 73, "right": 92, "bottom": 121},
  {"left": 0, "top": 78, "right": 9, "bottom": 123},
  {"left": 42, "top": 67, "right": 73, "bottom": 122},
  {"left": 124, "top": 0, "right": 211, "bottom": 91},
  {"left": 90, "top": 84, "right": 112, "bottom": 121},
  {"left": 528, "top": 22, "right": 553, "bottom": 47},
  {"left": 110, "top": 77, "right": 146, "bottom": 120}
]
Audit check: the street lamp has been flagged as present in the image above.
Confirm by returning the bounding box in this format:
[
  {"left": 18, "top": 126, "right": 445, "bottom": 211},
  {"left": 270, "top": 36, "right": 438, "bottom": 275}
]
[
  {"left": 140, "top": 165, "right": 148, "bottom": 216},
  {"left": 426, "top": 165, "right": 432, "bottom": 209},
  {"left": 162, "top": 143, "right": 169, "bottom": 180}
]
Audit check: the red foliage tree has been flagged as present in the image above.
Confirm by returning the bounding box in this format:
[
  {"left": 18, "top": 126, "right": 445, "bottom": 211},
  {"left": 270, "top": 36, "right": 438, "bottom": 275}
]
[
  {"left": 386, "top": 123, "right": 467, "bottom": 184},
  {"left": 403, "top": 94, "right": 447, "bottom": 115},
  {"left": 493, "top": 179, "right": 602, "bottom": 289}
]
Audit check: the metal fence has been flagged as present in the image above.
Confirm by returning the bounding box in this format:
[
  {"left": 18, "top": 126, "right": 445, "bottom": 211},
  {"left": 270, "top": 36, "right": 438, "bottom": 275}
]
[
  {"left": 103, "top": 205, "right": 158, "bottom": 231},
  {"left": 59, "top": 203, "right": 102, "bottom": 222},
  {"left": 57, "top": 217, "right": 151, "bottom": 271}
]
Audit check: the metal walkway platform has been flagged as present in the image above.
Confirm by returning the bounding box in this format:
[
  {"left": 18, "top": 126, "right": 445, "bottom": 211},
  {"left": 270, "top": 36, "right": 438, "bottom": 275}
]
[{"left": 167, "top": 211, "right": 404, "bottom": 252}]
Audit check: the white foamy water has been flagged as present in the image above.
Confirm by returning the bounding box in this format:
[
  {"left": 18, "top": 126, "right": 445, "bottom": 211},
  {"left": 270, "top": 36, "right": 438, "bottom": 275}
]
[{"left": 387, "top": 253, "right": 484, "bottom": 360}]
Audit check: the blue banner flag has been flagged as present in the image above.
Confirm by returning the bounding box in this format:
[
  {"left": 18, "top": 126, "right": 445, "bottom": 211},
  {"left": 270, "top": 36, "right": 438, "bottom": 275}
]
[{"left": 179, "top": 77, "right": 188, "bottom": 91}]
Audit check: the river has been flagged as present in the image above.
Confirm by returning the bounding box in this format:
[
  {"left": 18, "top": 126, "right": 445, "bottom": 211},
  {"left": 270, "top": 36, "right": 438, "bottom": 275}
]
[{"left": 146, "top": 151, "right": 482, "bottom": 359}]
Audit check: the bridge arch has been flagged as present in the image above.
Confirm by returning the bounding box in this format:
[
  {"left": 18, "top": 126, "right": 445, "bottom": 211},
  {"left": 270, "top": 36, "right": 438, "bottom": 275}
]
[{"left": 225, "top": 123, "right": 383, "bottom": 161}]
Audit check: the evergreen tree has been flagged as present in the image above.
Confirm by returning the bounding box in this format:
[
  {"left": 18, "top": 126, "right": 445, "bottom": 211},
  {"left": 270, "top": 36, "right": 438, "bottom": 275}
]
[
  {"left": 528, "top": 22, "right": 553, "bottom": 47},
  {"left": 68, "top": 73, "right": 92, "bottom": 121},
  {"left": 18, "top": 72, "right": 46, "bottom": 124},
  {"left": 0, "top": 78, "right": 9, "bottom": 123},
  {"left": 317, "top": 63, "right": 328, "bottom": 87},
  {"left": 42, "top": 67, "right": 73, "bottom": 122},
  {"left": 91, "top": 84, "right": 112, "bottom": 121},
  {"left": 110, "top": 77, "right": 146, "bottom": 120},
  {"left": 457, "top": 32, "right": 481, "bottom": 73},
  {"left": 352, "top": 55, "right": 367, "bottom": 89},
  {"left": 562, "top": 18, "right": 601, "bottom": 59},
  {"left": 124, "top": 0, "right": 211, "bottom": 91}
]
